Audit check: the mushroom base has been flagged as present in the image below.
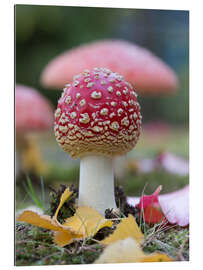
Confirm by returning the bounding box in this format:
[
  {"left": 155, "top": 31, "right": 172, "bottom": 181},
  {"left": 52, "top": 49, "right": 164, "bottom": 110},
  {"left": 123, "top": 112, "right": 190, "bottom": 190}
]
[{"left": 78, "top": 155, "right": 117, "bottom": 216}]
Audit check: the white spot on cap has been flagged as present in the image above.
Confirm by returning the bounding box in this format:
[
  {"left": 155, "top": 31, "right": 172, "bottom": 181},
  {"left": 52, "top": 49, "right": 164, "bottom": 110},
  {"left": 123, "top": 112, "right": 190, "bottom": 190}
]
[
  {"left": 116, "top": 91, "right": 121, "bottom": 96},
  {"left": 76, "top": 93, "right": 81, "bottom": 99},
  {"left": 107, "top": 86, "right": 113, "bottom": 93},
  {"left": 65, "top": 96, "right": 71, "bottom": 104},
  {"left": 117, "top": 108, "right": 123, "bottom": 116},
  {"left": 92, "top": 112, "right": 96, "bottom": 119},
  {"left": 116, "top": 75, "right": 123, "bottom": 81},
  {"left": 55, "top": 108, "right": 61, "bottom": 118},
  {"left": 59, "top": 125, "right": 68, "bottom": 133},
  {"left": 79, "top": 113, "right": 90, "bottom": 124},
  {"left": 111, "top": 101, "right": 117, "bottom": 107},
  {"left": 68, "top": 123, "right": 74, "bottom": 128},
  {"left": 122, "top": 101, "right": 128, "bottom": 107},
  {"left": 123, "top": 87, "right": 128, "bottom": 95},
  {"left": 70, "top": 112, "right": 77, "bottom": 119},
  {"left": 87, "top": 82, "right": 95, "bottom": 88},
  {"left": 109, "top": 78, "right": 115, "bottom": 83},
  {"left": 92, "top": 126, "right": 103, "bottom": 132},
  {"left": 73, "top": 80, "right": 79, "bottom": 87},
  {"left": 121, "top": 117, "right": 130, "bottom": 127},
  {"left": 79, "top": 99, "right": 86, "bottom": 107},
  {"left": 91, "top": 91, "right": 102, "bottom": 99},
  {"left": 101, "top": 80, "right": 107, "bottom": 85},
  {"left": 84, "top": 78, "right": 91, "bottom": 83},
  {"left": 110, "top": 121, "right": 119, "bottom": 131},
  {"left": 76, "top": 133, "right": 82, "bottom": 138},
  {"left": 100, "top": 108, "right": 109, "bottom": 116},
  {"left": 133, "top": 112, "right": 137, "bottom": 119},
  {"left": 110, "top": 112, "right": 115, "bottom": 118},
  {"left": 131, "top": 91, "right": 138, "bottom": 97}
]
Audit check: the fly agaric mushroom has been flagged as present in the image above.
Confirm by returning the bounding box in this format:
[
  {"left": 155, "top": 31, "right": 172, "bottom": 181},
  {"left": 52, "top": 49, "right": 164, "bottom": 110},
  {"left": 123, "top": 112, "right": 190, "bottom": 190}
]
[
  {"left": 41, "top": 39, "right": 178, "bottom": 94},
  {"left": 16, "top": 84, "right": 54, "bottom": 175},
  {"left": 54, "top": 68, "right": 142, "bottom": 215}
]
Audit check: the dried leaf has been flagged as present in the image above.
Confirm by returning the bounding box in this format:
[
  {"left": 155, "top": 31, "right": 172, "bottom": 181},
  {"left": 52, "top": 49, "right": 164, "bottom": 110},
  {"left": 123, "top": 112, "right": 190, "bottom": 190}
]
[
  {"left": 95, "top": 237, "right": 172, "bottom": 264},
  {"left": 101, "top": 214, "right": 143, "bottom": 245},
  {"left": 63, "top": 206, "right": 113, "bottom": 239},
  {"left": 17, "top": 210, "right": 64, "bottom": 232}
]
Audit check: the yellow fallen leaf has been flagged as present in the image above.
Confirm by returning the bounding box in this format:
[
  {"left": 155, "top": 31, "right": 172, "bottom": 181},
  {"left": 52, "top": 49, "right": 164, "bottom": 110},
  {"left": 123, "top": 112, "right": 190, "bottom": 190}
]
[
  {"left": 53, "top": 231, "right": 82, "bottom": 247},
  {"left": 95, "top": 237, "right": 172, "bottom": 264},
  {"left": 53, "top": 187, "right": 73, "bottom": 222},
  {"left": 63, "top": 206, "right": 113, "bottom": 239},
  {"left": 17, "top": 210, "right": 64, "bottom": 232},
  {"left": 17, "top": 188, "right": 113, "bottom": 247},
  {"left": 141, "top": 253, "right": 172, "bottom": 262},
  {"left": 101, "top": 214, "right": 143, "bottom": 245}
]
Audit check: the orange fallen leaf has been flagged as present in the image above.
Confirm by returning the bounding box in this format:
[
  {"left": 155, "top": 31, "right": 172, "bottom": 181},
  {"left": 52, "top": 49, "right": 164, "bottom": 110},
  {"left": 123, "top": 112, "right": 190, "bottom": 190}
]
[
  {"left": 101, "top": 214, "right": 143, "bottom": 245},
  {"left": 17, "top": 210, "right": 64, "bottom": 232},
  {"left": 95, "top": 237, "right": 172, "bottom": 264}
]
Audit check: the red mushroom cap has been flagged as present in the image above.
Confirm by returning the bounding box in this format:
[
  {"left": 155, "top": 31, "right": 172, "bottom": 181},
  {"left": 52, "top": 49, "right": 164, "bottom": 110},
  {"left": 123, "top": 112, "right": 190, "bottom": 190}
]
[
  {"left": 15, "top": 84, "right": 54, "bottom": 133},
  {"left": 54, "top": 68, "right": 142, "bottom": 159},
  {"left": 41, "top": 40, "right": 178, "bottom": 94}
]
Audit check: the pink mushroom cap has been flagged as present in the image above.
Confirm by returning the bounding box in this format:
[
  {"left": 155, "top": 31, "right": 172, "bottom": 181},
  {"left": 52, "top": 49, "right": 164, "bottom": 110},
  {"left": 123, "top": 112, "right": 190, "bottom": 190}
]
[
  {"left": 15, "top": 84, "right": 54, "bottom": 133},
  {"left": 41, "top": 40, "right": 178, "bottom": 94}
]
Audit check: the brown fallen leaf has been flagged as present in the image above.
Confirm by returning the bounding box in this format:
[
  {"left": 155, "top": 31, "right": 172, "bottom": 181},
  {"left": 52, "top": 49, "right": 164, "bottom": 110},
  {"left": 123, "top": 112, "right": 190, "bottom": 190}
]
[{"left": 101, "top": 214, "right": 143, "bottom": 245}]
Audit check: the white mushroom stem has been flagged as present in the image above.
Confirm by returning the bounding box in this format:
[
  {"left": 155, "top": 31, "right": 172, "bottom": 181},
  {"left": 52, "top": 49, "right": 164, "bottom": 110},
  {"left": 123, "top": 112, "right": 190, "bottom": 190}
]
[{"left": 78, "top": 155, "right": 117, "bottom": 215}]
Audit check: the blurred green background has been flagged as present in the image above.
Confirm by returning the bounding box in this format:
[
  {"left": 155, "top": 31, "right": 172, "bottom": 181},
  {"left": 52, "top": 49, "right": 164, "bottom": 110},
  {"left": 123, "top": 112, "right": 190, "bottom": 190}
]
[
  {"left": 15, "top": 5, "right": 189, "bottom": 207},
  {"left": 16, "top": 5, "right": 189, "bottom": 124}
]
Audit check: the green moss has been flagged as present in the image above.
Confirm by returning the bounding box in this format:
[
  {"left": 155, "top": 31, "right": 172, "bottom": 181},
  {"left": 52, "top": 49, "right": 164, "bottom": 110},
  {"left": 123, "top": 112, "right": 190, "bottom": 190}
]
[{"left": 15, "top": 223, "right": 104, "bottom": 266}]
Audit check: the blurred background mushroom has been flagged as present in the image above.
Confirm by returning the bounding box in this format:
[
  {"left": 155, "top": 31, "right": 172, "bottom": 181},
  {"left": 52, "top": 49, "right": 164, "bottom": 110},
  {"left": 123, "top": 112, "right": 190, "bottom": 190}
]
[
  {"left": 15, "top": 84, "right": 54, "bottom": 178},
  {"left": 40, "top": 39, "right": 178, "bottom": 95},
  {"left": 15, "top": 6, "right": 189, "bottom": 207}
]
